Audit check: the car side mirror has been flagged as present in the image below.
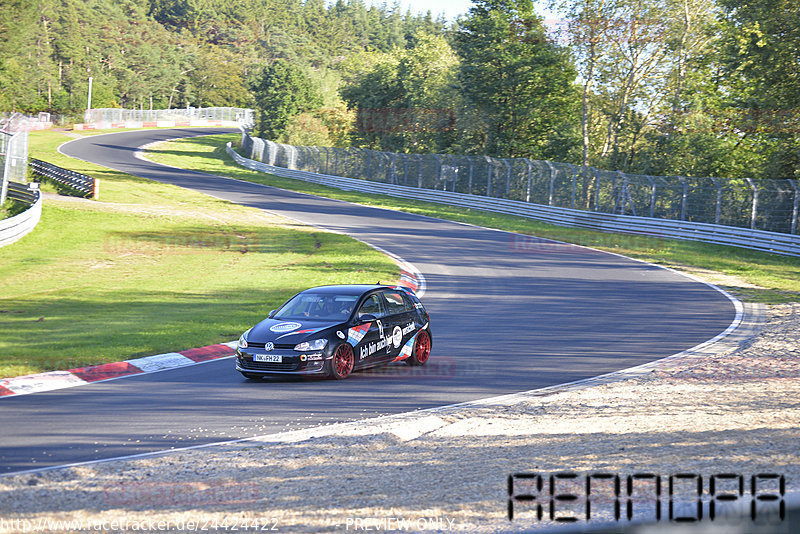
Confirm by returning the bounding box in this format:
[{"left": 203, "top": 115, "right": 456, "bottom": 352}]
[
  {"left": 358, "top": 313, "right": 377, "bottom": 324},
  {"left": 268, "top": 309, "right": 276, "bottom": 318}
]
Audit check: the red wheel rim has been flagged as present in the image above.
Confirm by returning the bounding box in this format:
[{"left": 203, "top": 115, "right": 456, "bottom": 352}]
[
  {"left": 414, "top": 331, "right": 431, "bottom": 364},
  {"left": 334, "top": 344, "right": 354, "bottom": 377}
]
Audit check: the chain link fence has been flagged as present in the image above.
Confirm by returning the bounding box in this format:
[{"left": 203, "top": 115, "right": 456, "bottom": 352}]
[
  {"left": 0, "top": 114, "right": 31, "bottom": 205},
  {"left": 86, "top": 107, "right": 254, "bottom": 127},
  {"left": 241, "top": 133, "right": 800, "bottom": 235}
]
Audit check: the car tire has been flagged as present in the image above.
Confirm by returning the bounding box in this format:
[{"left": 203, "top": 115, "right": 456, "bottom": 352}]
[
  {"left": 328, "top": 343, "right": 354, "bottom": 379},
  {"left": 240, "top": 372, "right": 262, "bottom": 379},
  {"left": 406, "top": 330, "right": 431, "bottom": 366}
]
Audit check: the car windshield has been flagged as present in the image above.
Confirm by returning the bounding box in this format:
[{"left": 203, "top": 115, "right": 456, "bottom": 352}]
[{"left": 274, "top": 293, "right": 359, "bottom": 321}]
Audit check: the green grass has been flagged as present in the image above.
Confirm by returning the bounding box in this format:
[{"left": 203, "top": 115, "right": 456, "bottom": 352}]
[
  {"left": 0, "top": 129, "right": 398, "bottom": 378},
  {"left": 144, "top": 133, "right": 800, "bottom": 304},
  {"left": 1, "top": 198, "right": 30, "bottom": 220}
]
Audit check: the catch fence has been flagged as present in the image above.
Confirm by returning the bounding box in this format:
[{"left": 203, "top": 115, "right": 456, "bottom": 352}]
[
  {"left": 85, "top": 107, "right": 254, "bottom": 128},
  {"left": 0, "top": 114, "right": 30, "bottom": 205},
  {"left": 240, "top": 133, "right": 799, "bottom": 235}
]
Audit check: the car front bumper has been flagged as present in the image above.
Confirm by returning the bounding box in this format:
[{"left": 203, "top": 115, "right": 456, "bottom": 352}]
[{"left": 235, "top": 350, "right": 329, "bottom": 375}]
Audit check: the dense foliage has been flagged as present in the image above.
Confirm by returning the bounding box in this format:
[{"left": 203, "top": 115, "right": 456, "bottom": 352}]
[
  {"left": 0, "top": 0, "right": 797, "bottom": 181},
  {"left": 0, "top": 0, "right": 446, "bottom": 113},
  {"left": 453, "top": 0, "right": 578, "bottom": 160}
]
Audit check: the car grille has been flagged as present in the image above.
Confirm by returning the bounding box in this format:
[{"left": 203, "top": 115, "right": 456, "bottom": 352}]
[
  {"left": 239, "top": 359, "right": 299, "bottom": 372},
  {"left": 246, "top": 342, "right": 294, "bottom": 350}
]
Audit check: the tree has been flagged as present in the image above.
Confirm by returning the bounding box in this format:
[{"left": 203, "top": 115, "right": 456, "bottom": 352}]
[
  {"left": 341, "top": 35, "right": 459, "bottom": 153},
  {"left": 0, "top": 0, "right": 51, "bottom": 111},
  {"left": 716, "top": 0, "right": 800, "bottom": 181},
  {"left": 552, "top": 0, "right": 732, "bottom": 192},
  {"left": 453, "top": 0, "right": 579, "bottom": 159},
  {"left": 397, "top": 34, "right": 460, "bottom": 152},
  {"left": 187, "top": 45, "right": 251, "bottom": 108},
  {"left": 251, "top": 60, "right": 322, "bottom": 140}
]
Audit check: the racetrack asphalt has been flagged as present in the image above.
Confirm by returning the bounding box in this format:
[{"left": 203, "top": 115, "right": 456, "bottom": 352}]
[{"left": 0, "top": 128, "right": 736, "bottom": 474}]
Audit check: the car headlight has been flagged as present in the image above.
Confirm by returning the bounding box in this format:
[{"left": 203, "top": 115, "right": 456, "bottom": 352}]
[
  {"left": 294, "top": 338, "right": 327, "bottom": 351},
  {"left": 238, "top": 330, "right": 251, "bottom": 349}
]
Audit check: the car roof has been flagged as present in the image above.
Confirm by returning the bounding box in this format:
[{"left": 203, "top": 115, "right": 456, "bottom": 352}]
[{"left": 299, "top": 284, "right": 390, "bottom": 296}]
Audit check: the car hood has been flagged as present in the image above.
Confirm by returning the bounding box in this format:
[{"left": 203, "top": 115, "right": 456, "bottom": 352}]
[{"left": 248, "top": 318, "right": 342, "bottom": 343}]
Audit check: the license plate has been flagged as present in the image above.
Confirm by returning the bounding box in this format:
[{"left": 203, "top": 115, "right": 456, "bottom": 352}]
[{"left": 253, "top": 354, "right": 282, "bottom": 363}]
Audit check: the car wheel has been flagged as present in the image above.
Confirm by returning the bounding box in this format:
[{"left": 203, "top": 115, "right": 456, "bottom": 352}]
[
  {"left": 328, "top": 343, "right": 354, "bottom": 379},
  {"left": 240, "top": 372, "right": 262, "bottom": 379},
  {"left": 406, "top": 330, "right": 431, "bottom": 366}
]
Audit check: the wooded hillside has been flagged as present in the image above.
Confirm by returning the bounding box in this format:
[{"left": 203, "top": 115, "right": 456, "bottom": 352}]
[{"left": 1, "top": 0, "right": 797, "bottom": 181}]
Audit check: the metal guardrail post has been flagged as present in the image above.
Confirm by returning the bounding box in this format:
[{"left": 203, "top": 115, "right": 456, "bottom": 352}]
[
  {"left": 546, "top": 161, "right": 556, "bottom": 207},
  {"left": 745, "top": 177, "right": 759, "bottom": 229},
  {"left": 448, "top": 155, "right": 457, "bottom": 192},
  {"left": 0, "top": 162, "right": 8, "bottom": 206},
  {"left": 467, "top": 157, "right": 474, "bottom": 196},
  {"left": 387, "top": 153, "right": 395, "bottom": 184},
  {"left": 644, "top": 175, "right": 656, "bottom": 218},
  {"left": 678, "top": 176, "right": 688, "bottom": 220},
  {"left": 566, "top": 163, "right": 577, "bottom": 209},
  {"left": 503, "top": 159, "right": 511, "bottom": 199},
  {"left": 524, "top": 159, "right": 534, "bottom": 203},
  {"left": 484, "top": 157, "right": 492, "bottom": 197},
  {"left": 789, "top": 179, "right": 799, "bottom": 234},
  {"left": 432, "top": 155, "right": 442, "bottom": 189},
  {"left": 611, "top": 172, "right": 620, "bottom": 214},
  {"left": 332, "top": 148, "right": 339, "bottom": 176},
  {"left": 0, "top": 129, "right": 25, "bottom": 206},
  {"left": 709, "top": 177, "right": 722, "bottom": 225}
]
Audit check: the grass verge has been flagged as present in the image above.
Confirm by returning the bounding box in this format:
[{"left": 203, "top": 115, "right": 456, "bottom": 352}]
[
  {"left": 144, "top": 133, "right": 800, "bottom": 304},
  {"left": 1, "top": 198, "right": 30, "bottom": 220},
  {"left": 0, "top": 129, "right": 398, "bottom": 379}
]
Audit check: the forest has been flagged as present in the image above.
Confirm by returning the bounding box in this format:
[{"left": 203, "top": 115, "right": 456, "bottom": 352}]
[{"left": 0, "top": 0, "right": 798, "bottom": 182}]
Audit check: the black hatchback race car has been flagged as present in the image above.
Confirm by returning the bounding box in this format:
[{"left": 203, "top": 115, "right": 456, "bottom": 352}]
[{"left": 235, "top": 284, "right": 432, "bottom": 380}]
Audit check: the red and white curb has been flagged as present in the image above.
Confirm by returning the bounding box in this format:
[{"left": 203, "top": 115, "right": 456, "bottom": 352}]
[
  {"left": 378, "top": 247, "right": 426, "bottom": 297},
  {"left": 0, "top": 342, "right": 237, "bottom": 398}
]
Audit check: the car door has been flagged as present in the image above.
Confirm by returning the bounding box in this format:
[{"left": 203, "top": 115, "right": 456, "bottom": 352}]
[
  {"left": 348, "top": 292, "right": 389, "bottom": 366},
  {"left": 379, "top": 290, "right": 418, "bottom": 361}
]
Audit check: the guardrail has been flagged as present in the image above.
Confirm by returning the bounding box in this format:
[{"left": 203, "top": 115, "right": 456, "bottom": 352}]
[
  {"left": 7, "top": 181, "right": 38, "bottom": 203},
  {"left": 227, "top": 143, "right": 800, "bottom": 257},
  {"left": 30, "top": 158, "right": 97, "bottom": 198},
  {"left": 0, "top": 182, "right": 42, "bottom": 248}
]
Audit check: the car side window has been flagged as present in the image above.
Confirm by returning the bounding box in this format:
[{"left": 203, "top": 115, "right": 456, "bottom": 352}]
[
  {"left": 382, "top": 291, "right": 408, "bottom": 316},
  {"left": 400, "top": 293, "right": 416, "bottom": 312},
  {"left": 358, "top": 294, "right": 384, "bottom": 319}
]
